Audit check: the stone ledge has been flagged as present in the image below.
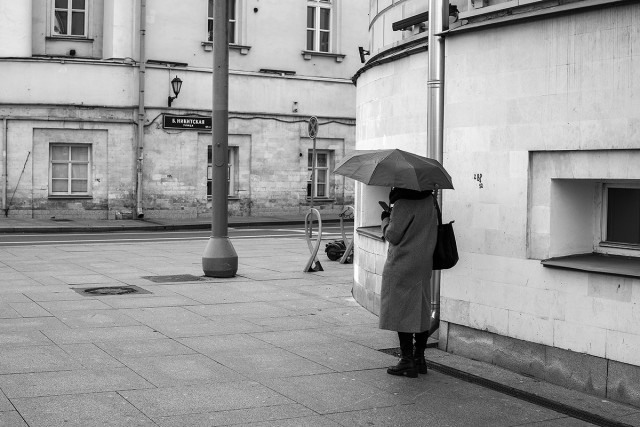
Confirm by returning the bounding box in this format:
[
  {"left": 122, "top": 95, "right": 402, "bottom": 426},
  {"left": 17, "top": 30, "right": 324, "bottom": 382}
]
[
  {"left": 441, "top": 322, "right": 640, "bottom": 408},
  {"left": 541, "top": 253, "right": 640, "bottom": 279}
]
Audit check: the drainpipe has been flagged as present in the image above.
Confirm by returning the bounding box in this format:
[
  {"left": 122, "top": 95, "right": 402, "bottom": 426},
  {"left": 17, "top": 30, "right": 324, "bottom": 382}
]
[
  {"left": 135, "top": 0, "right": 147, "bottom": 218},
  {"left": 2, "top": 119, "right": 6, "bottom": 214},
  {"left": 427, "top": 0, "right": 448, "bottom": 336}
]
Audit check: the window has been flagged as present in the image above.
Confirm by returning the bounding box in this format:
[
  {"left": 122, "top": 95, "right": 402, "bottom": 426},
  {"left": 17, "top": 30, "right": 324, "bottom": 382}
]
[
  {"left": 53, "top": 0, "right": 87, "bottom": 37},
  {"left": 603, "top": 185, "right": 640, "bottom": 247},
  {"left": 49, "top": 144, "right": 91, "bottom": 196},
  {"left": 307, "top": 1, "right": 332, "bottom": 52},
  {"left": 307, "top": 150, "right": 331, "bottom": 199},
  {"left": 208, "top": 0, "right": 237, "bottom": 44},
  {"left": 208, "top": 146, "right": 239, "bottom": 198}
]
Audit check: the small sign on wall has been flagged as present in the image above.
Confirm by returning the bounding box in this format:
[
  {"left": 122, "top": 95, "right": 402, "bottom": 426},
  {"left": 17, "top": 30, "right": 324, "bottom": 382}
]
[{"left": 163, "top": 114, "right": 212, "bottom": 130}]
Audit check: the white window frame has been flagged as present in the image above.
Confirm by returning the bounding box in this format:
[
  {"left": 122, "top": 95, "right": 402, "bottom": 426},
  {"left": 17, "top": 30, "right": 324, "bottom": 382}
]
[
  {"left": 597, "top": 183, "right": 640, "bottom": 256},
  {"left": 49, "top": 143, "right": 91, "bottom": 196},
  {"left": 208, "top": 0, "right": 238, "bottom": 44},
  {"left": 52, "top": 0, "right": 88, "bottom": 37},
  {"left": 208, "top": 145, "right": 239, "bottom": 198},
  {"left": 307, "top": 0, "right": 333, "bottom": 53},
  {"left": 307, "top": 150, "right": 332, "bottom": 199}
]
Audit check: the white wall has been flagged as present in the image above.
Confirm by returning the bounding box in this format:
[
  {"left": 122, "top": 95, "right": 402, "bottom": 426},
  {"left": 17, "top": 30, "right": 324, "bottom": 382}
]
[{"left": 443, "top": 3, "right": 640, "bottom": 365}]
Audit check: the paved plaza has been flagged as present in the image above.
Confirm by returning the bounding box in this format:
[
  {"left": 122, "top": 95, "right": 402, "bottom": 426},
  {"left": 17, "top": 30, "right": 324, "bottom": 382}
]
[{"left": 0, "top": 226, "right": 639, "bottom": 426}]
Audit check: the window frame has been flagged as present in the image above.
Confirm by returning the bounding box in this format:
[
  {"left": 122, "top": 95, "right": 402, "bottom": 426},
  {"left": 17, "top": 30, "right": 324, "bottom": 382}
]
[
  {"left": 307, "top": 149, "right": 332, "bottom": 200},
  {"left": 598, "top": 183, "right": 640, "bottom": 254},
  {"left": 207, "top": 145, "right": 239, "bottom": 199},
  {"left": 52, "top": 0, "right": 88, "bottom": 38},
  {"left": 307, "top": 0, "right": 333, "bottom": 53},
  {"left": 49, "top": 143, "right": 92, "bottom": 197},
  {"left": 208, "top": 0, "right": 238, "bottom": 44}
]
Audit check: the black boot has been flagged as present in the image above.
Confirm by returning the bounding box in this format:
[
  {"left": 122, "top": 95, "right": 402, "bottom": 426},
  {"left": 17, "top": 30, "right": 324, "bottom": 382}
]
[
  {"left": 387, "top": 332, "right": 417, "bottom": 378},
  {"left": 414, "top": 331, "right": 428, "bottom": 374}
]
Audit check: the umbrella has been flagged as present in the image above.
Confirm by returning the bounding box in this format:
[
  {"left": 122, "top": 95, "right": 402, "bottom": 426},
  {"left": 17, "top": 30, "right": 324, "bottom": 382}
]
[{"left": 334, "top": 149, "right": 454, "bottom": 191}]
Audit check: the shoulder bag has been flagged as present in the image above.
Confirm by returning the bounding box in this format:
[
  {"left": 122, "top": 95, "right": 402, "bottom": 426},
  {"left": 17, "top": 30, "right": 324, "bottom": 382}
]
[{"left": 432, "top": 194, "right": 458, "bottom": 270}]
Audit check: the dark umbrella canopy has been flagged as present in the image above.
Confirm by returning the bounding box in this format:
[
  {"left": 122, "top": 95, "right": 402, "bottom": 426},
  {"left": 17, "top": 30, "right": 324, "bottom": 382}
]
[{"left": 334, "top": 149, "right": 454, "bottom": 191}]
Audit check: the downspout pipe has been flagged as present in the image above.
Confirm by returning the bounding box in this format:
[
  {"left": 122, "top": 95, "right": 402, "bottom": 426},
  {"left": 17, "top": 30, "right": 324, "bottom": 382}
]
[
  {"left": 135, "top": 0, "right": 146, "bottom": 219},
  {"left": 2, "top": 119, "right": 7, "bottom": 214},
  {"left": 427, "top": 0, "right": 448, "bottom": 337}
]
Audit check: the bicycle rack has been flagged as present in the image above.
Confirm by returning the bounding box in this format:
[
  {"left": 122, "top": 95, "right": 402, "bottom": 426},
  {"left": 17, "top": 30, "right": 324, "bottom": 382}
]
[
  {"left": 338, "top": 206, "right": 355, "bottom": 264},
  {"left": 303, "top": 208, "right": 324, "bottom": 272}
]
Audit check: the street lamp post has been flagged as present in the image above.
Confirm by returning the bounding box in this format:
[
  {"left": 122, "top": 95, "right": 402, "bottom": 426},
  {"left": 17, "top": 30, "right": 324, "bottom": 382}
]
[{"left": 202, "top": 0, "right": 238, "bottom": 277}]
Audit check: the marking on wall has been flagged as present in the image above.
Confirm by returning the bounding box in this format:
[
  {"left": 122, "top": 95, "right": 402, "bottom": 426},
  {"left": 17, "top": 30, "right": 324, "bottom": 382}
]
[{"left": 474, "top": 173, "right": 484, "bottom": 189}]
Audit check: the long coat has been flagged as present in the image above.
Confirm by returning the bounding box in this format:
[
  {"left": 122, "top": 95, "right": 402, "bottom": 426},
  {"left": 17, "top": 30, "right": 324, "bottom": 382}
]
[{"left": 379, "top": 194, "right": 437, "bottom": 332}]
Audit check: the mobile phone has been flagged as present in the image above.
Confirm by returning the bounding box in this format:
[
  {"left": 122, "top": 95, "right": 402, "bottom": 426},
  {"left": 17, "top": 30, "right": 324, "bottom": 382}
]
[{"left": 378, "top": 201, "right": 390, "bottom": 212}]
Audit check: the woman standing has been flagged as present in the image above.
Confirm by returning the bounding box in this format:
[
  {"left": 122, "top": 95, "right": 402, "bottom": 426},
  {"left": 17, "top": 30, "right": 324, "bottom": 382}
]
[{"left": 380, "top": 187, "right": 438, "bottom": 378}]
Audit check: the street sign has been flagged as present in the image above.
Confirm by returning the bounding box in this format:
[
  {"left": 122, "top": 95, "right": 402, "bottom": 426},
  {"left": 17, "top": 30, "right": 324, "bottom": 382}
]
[
  {"left": 308, "top": 116, "right": 318, "bottom": 139},
  {"left": 163, "top": 114, "right": 211, "bottom": 130}
]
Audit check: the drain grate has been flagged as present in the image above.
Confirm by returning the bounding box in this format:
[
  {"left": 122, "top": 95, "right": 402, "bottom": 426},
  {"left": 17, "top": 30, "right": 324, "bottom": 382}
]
[
  {"left": 73, "top": 285, "right": 151, "bottom": 296},
  {"left": 142, "top": 274, "right": 205, "bottom": 283},
  {"left": 378, "top": 348, "right": 633, "bottom": 427}
]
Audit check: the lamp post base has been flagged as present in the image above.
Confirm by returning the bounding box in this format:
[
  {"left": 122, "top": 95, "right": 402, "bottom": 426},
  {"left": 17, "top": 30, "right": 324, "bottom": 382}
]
[{"left": 202, "top": 237, "right": 238, "bottom": 278}]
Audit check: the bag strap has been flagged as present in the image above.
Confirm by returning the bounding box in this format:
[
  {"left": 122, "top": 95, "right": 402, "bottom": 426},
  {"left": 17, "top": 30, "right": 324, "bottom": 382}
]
[{"left": 433, "top": 190, "right": 443, "bottom": 226}]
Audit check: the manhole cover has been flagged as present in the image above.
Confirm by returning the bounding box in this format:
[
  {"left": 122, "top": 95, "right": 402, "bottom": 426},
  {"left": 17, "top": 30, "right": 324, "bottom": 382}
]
[
  {"left": 73, "top": 285, "right": 150, "bottom": 296},
  {"left": 142, "top": 274, "right": 205, "bottom": 283}
]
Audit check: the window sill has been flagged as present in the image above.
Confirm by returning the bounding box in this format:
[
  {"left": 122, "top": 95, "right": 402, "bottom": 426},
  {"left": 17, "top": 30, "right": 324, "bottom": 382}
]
[
  {"left": 301, "top": 50, "right": 345, "bottom": 62},
  {"left": 356, "top": 226, "right": 384, "bottom": 241},
  {"left": 541, "top": 253, "right": 640, "bottom": 279},
  {"left": 46, "top": 36, "right": 94, "bottom": 42},
  {"left": 201, "top": 42, "right": 251, "bottom": 54},
  {"left": 48, "top": 195, "right": 93, "bottom": 199}
]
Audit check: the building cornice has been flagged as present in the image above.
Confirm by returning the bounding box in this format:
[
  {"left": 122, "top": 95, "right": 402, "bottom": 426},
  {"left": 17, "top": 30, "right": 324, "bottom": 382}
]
[{"left": 441, "top": 0, "right": 638, "bottom": 36}]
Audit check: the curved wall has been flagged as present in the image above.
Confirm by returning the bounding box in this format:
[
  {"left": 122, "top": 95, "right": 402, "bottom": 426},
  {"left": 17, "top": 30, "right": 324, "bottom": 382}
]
[{"left": 352, "top": 1, "right": 430, "bottom": 313}]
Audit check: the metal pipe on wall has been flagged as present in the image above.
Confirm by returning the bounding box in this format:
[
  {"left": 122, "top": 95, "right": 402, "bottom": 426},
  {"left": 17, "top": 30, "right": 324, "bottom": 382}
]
[
  {"left": 2, "top": 118, "right": 7, "bottom": 213},
  {"left": 135, "top": 0, "right": 147, "bottom": 219},
  {"left": 427, "top": 0, "right": 448, "bottom": 337}
]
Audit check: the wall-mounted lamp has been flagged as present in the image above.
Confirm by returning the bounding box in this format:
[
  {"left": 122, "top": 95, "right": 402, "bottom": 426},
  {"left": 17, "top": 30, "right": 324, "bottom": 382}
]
[
  {"left": 358, "top": 46, "right": 370, "bottom": 64},
  {"left": 167, "top": 76, "right": 183, "bottom": 107}
]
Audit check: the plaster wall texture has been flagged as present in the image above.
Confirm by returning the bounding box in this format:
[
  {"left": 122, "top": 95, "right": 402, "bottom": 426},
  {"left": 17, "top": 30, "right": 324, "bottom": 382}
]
[
  {"left": 352, "top": 49, "right": 431, "bottom": 317},
  {"left": 1, "top": 105, "right": 355, "bottom": 218},
  {"left": 0, "top": 1, "right": 32, "bottom": 57},
  {"left": 369, "top": 0, "right": 430, "bottom": 54},
  {"left": 1, "top": 1, "right": 367, "bottom": 218},
  {"left": 143, "top": 0, "right": 367, "bottom": 79},
  {"left": 1, "top": 110, "right": 137, "bottom": 219},
  {"left": 443, "top": 3, "right": 640, "bottom": 366},
  {"left": 102, "top": 0, "right": 137, "bottom": 60}
]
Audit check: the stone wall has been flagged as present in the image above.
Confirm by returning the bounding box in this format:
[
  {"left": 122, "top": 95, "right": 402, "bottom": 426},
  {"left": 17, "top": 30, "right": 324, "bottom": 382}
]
[
  {"left": 1, "top": 107, "right": 355, "bottom": 219},
  {"left": 442, "top": 2, "right": 640, "bottom": 368}
]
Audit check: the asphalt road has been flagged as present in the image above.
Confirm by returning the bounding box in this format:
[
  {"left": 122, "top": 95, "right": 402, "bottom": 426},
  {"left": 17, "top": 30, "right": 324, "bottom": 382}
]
[{"left": 0, "top": 224, "right": 351, "bottom": 247}]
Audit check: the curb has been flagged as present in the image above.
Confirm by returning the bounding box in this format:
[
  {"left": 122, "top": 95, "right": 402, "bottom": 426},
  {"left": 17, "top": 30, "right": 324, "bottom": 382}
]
[{"left": 0, "top": 218, "right": 352, "bottom": 234}]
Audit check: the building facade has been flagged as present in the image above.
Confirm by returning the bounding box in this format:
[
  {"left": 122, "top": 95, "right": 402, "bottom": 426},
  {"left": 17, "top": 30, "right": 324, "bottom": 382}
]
[
  {"left": 353, "top": 0, "right": 640, "bottom": 406},
  {"left": 0, "top": 0, "right": 368, "bottom": 219}
]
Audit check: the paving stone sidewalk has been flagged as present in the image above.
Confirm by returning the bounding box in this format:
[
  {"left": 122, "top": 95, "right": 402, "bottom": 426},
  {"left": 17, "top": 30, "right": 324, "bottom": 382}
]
[{"left": 0, "top": 234, "right": 639, "bottom": 426}]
